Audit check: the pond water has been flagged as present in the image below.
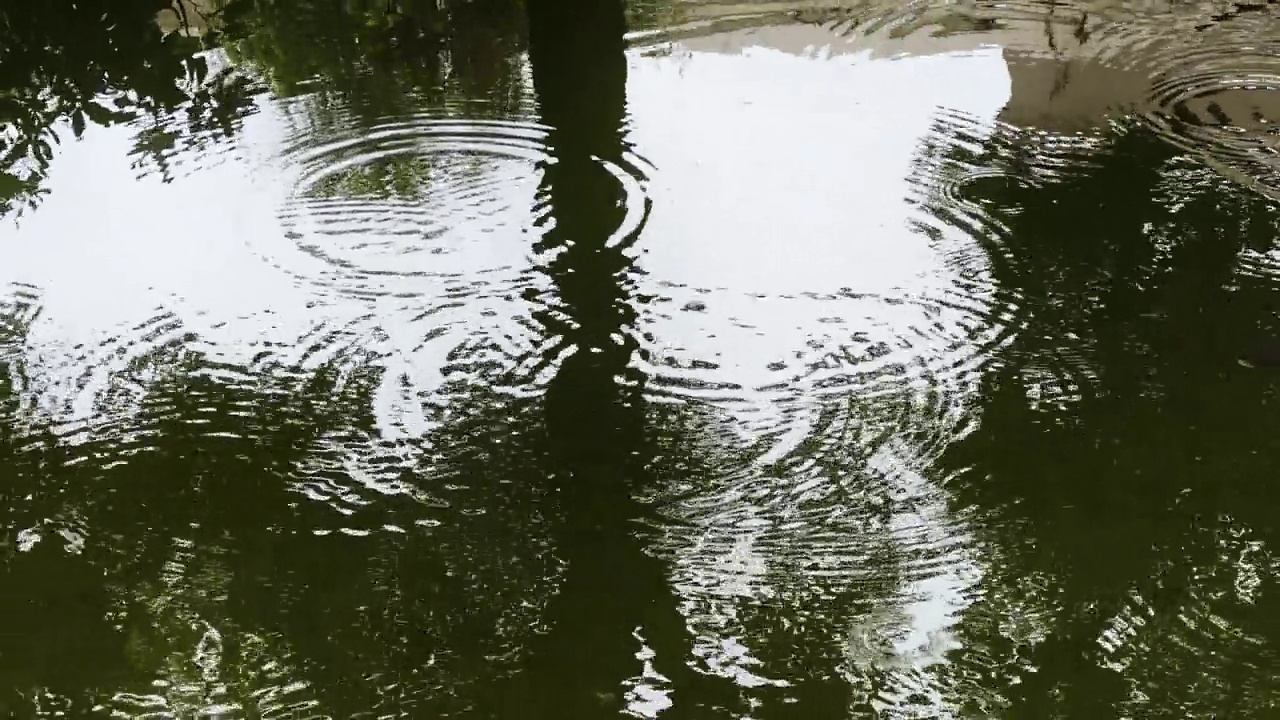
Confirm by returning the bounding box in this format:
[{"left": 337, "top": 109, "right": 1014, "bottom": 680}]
[{"left": 3, "top": 0, "right": 1280, "bottom": 717}]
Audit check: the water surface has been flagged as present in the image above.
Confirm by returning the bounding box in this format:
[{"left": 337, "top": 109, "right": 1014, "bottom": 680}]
[{"left": 3, "top": 0, "right": 1280, "bottom": 717}]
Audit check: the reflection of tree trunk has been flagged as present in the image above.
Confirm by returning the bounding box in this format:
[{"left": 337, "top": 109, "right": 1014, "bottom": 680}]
[{"left": 490, "top": 0, "right": 744, "bottom": 716}]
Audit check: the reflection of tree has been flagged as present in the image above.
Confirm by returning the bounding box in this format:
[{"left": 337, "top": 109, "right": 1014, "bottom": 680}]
[
  {"left": 220, "top": 0, "right": 527, "bottom": 119},
  {"left": 0, "top": 332, "right": 560, "bottom": 716},
  {"left": 0, "top": 0, "right": 527, "bottom": 218},
  {"left": 919, "top": 117, "right": 1280, "bottom": 716},
  {"left": 480, "top": 0, "right": 744, "bottom": 716},
  {"left": 1, "top": 1, "right": 746, "bottom": 715},
  {"left": 0, "top": 348, "right": 337, "bottom": 714},
  {"left": 0, "top": 0, "right": 258, "bottom": 215}
]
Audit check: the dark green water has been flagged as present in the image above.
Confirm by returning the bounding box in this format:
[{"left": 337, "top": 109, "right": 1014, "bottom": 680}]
[{"left": 3, "top": 0, "right": 1280, "bottom": 717}]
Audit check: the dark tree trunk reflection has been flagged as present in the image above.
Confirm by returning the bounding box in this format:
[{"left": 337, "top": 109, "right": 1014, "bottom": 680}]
[{"left": 488, "top": 1, "right": 743, "bottom": 717}]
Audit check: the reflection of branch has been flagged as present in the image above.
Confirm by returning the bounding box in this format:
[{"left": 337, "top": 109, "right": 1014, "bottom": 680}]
[
  {"left": 1044, "top": 0, "right": 1058, "bottom": 53},
  {"left": 1050, "top": 61, "right": 1071, "bottom": 101},
  {"left": 188, "top": 0, "right": 218, "bottom": 24},
  {"left": 169, "top": 0, "right": 191, "bottom": 34},
  {"left": 166, "top": 0, "right": 222, "bottom": 37},
  {"left": 1074, "top": 11, "right": 1090, "bottom": 44}
]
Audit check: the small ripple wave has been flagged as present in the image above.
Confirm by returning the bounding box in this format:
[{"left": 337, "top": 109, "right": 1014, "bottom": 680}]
[
  {"left": 269, "top": 115, "right": 552, "bottom": 300},
  {"left": 786, "top": 0, "right": 1280, "bottom": 197},
  {"left": 253, "top": 109, "right": 656, "bottom": 411},
  {"left": 634, "top": 108, "right": 1024, "bottom": 704},
  {"left": 0, "top": 282, "right": 198, "bottom": 444},
  {"left": 636, "top": 110, "right": 1042, "bottom": 469},
  {"left": 974, "top": 0, "right": 1280, "bottom": 198}
]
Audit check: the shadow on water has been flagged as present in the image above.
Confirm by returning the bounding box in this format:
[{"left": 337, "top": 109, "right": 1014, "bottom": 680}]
[{"left": 217, "top": 0, "right": 529, "bottom": 117}]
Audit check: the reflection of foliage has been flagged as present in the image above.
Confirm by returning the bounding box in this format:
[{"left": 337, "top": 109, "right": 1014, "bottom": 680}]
[
  {"left": 0, "top": 338, "right": 380, "bottom": 714},
  {"left": 0, "top": 0, "right": 260, "bottom": 216},
  {"left": 219, "top": 0, "right": 527, "bottom": 118},
  {"left": 111, "top": 541, "right": 321, "bottom": 720},
  {"left": 915, "top": 116, "right": 1280, "bottom": 716},
  {"left": 0, "top": 311, "right": 563, "bottom": 716},
  {"left": 0, "top": 0, "right": 529, "bottom": 220},
  {"left": 220, "top": 0, "right": 446, "bottom": 100},
  {"left": 624, "top": 0, "right": 689, "bottom": 32},
  {"left": 125, "top": 57, "right": 264, "bottom": 184},
  {"left": 310, "top": 155, "right": 435, "bottom": 200}
]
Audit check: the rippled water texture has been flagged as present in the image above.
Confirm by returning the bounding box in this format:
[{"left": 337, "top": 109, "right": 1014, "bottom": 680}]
[{"left": 5, "top": 0, "right": 1280, "bottom": 717}]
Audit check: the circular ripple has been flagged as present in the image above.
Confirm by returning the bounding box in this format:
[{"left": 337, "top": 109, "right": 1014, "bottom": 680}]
[
  {"left": 630, "top": 108, "right": 1024, "bottom": 701},
  {"left": 268, "top": 116, "right": 553, "bottom": 300},
  {"left": 253, "top": 111, "right": 657, "bottom": 413},
  {"left": 1138, "top": 36, "right": 1280, "bottom": 199},
  {"left": 783, "top": 0, "right": 1280, "bottom": 197},
  {"left": 635, "top": 110, "right": 1040, "bottom": 470},
  {"left": 267, "top": 114, "right": 653, "bottom": 299}
]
